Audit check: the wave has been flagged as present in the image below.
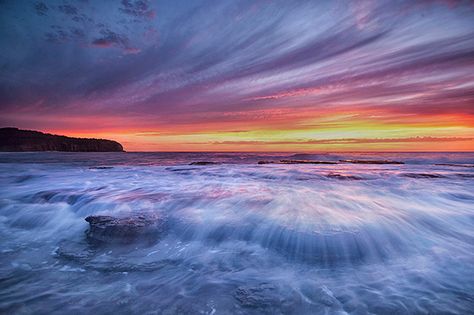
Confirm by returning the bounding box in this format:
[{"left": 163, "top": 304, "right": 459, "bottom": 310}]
[{"left": 0, "top": 152, "right": 473, "bottom": 314}]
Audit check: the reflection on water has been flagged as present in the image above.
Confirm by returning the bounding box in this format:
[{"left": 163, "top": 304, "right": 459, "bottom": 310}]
[{"left": 0, "top": 152, "right": 473, "bottom": 314}]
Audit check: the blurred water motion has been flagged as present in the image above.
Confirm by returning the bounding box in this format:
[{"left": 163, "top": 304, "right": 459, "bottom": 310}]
[{"left": 0, "top": 152, "right": 473, "bottom": 314}]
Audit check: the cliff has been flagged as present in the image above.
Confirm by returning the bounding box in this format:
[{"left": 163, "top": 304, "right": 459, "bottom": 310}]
[{"left": 0, "top": 128, "right": 124, "bottom": 152}]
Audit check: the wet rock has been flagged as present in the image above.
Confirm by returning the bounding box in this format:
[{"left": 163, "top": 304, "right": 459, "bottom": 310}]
[
  {"left": 280, "top": 160, "right": 338, "bottom": 164},
  {"left": 89, "top": 166, "right": 113, "bottom": 170},
  {"left": 340, "top": 159, "right": 404, "bottom": 164},
  {"left": 456, "top": 173, "right": 474, "bottom": 178},
  {"left": 434, "top": 163, "right": 474, "bottom": 168},
  {"left": 189, "top": 161, "right": 219, "bottom": 165},
  {"left": 300, "top": 283, "right": 344, "bottom": 312},
  {"left": 234, "top": 283, "right": 282, "bottom": 308},
  {"left": 258, "top": 160, "right": 276, "bottom": 164},
  {"left": 326, "top": 173, "right": 364, "bottom": 180},
  {"left": 314, "top": 286, "right": 338, "bottom": 306},
  {"left": 85, "top": 214, "right": 166, "bottom": 244},
  {"left": 402, "top": 173, "right": 445, "bottom": 179},
  {"left": 87, "top": 259, "right": 180, "bottom": 273},
  {"left": 31, "top": 190, "right": 94, "bottom": 205},
  {"left": 14, "top": 175, "right": 36, "bottom": 183},
  {"left": 166, "top": 167, "right": 196, "bottom": 172},
  {"left": 55, "top": 241, "right": 97, "bottom": 263},
  {"left": 258, "top": 160, "right": 337, "bottom": 165},
  {"left": 55, "top": 240, "right": 181, "bottom": 272}
]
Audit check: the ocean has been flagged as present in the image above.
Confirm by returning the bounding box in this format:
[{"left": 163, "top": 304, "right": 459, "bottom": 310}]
[{"left": 0, "top": 152, "right": 473, "bottom": 314}]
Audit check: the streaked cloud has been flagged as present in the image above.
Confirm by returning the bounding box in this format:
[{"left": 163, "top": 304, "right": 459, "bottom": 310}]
[
  {"left": 206, "top": 137, "right": 474, "bottom": 146},
  {"left": 0, "top": 0, "right": 473, "bottom": 151}
]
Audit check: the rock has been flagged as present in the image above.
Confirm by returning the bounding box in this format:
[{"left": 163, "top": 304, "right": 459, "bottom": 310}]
[
  {"left": 85, "top": 214, "right": 166, "bottom": 244},
  {"left": 234, "top": 283, "right": 282, "bottom": 308},
  {"left": 280, "top": 160, "right": 338, "bottom": 164},
  {"left": 258, "top": 160, "right": 337, "bottom": 165},
  {"left": 339, "top": 159, "right": 404, "bottom": 164},
  {"left": 258, "top": 160, "right": 276, "bottom": 164},
  {"left": 435, "top": 163, "right": 474, "bottom": 168},
  {"left": 300, "top": 283, "right": 340, "bottom": 308},
  {"left": 456, "top": 173, "right": 474, "bottom": 178},
  {"left": 0, "top": 127, "right": 124, "bottom": 152},
  {"left": 55, "top": 241, "right": 97, "bottom": 264},
  {"left": 189, "top": 161, "right": 219, "bottom": 165},
  {"left": 326, "top": 173, "right": 364, "bottom": 180},
  {"left": 401, "top": 173, "right": 445, "bottom": 179},
  {"left": 314, "top": 286, "right": 338, "bottom": 307},
  {"left": 89, "top": 166, "right": 114, "bottom": 169}
]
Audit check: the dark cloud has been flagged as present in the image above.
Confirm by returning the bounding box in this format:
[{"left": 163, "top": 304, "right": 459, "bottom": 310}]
[
  {"left": 72, "top": 14, "right": 90, "bottom": 23},
  {"left": 34, "top": 2, "right": 48, "bottom": 16},
  {"left": 0, "top": 0, "right": 473, "bottom": 133},
  {"left": 92, "top": 29, "right": 129, "bottom": 48},
  {"left": 58, "top": 4, "right": 78, "bottom": 15},
  {"left": 44, "top": 25, "right": 85, "bottom": 43},
  {"left": 119, "top": 0, "right": 155, "bottom": 19}
]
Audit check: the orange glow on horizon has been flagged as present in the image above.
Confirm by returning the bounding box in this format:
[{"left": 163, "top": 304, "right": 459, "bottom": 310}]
[{"left": 45, "top": 110, "right": 474, "bottom": 152}]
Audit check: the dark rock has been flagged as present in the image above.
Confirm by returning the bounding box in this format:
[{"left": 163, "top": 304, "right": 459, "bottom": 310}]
[
  {"left": 258, "top": 160, "right": 337, "bottom": 165},
  {"left": 87, "top": 259, "right": 179, "bottom": 273},
  {"left": 280, "top": 160, "right": 338, "bottom": 164},
  {"left": 89, "top": 166, "right": 114, "bottom": 169},
  {"left": 31, "top": 190, "right": 94, "bottom": 205},
  {"left": 85, "top": 214, "right": 166, "bottom": 244},
  {"left": 55, "top": 241, "right": 181, "bottom": 272},
  {"left": 0, "top": 127, "right": 124, "bottom": 152},
  {"left": 166, "top": 167, "right": 196, "bottom": 172},
  {"left": 339, "top": 159, "right": 404, "bottom": 164},
  {"left": 258, "top": 160, "right": 275, "bottom": 164},
  {"left": 55, "top": 241, "right": 97, "bottom": 264},
  {"left": 234, "top": 283, "right": 282, "bottom": 308},
  {"left": 326, "top": 173, "right": 364, "bottom": 180},
  {"left": 14, "top": 175, "right": 37, "bottom": 183},
  {"left": 456, "top": 173, "right": 474, "bottom": 178},
  {"left": 435, "top": 163, "right": 474, "bottom": 168},
  {"left": 300, "top": 284, "right": 339, "bottom": 307},
  {"left": 189, "top": 161, "right": 219, "bottom": 165},
  {"left": 402, "top": 173, "right": 445, "bottom": 179}
]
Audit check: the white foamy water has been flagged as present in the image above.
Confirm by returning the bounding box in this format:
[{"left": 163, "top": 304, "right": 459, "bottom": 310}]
[{"left": 0, "top": 152, "right": 473, "bottom": 314}]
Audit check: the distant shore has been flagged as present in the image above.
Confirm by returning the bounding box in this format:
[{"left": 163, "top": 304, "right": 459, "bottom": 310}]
[{"left": 0, "top": 127, "right": 124, "bottom": 152}]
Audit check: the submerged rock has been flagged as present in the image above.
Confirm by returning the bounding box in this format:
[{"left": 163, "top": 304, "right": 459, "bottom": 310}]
[
  {"left": 234, "top": 283, "right": 283, "bottom": 308},
  {"left": 339, "top": 159, "right": 404, "bottom": 164},
  {"left": 85, "top": 214, "right": 166, "bottom": 244},
  {"left": 434, "top": 163, "right": 474, "bottom": 168},
  {"left": 402, "top": 173, "right": 446, "bottom": 179},
  {"left": 300, "top": 283, "right": 341, "bottom": 307},
  {"left": 280, "top": 160, "right": 338, "bottom": 165},
  {"left": 189, "top": 161, "right": 219, "bottom": 165},
  {"left": 258, "top": 160, "right": 337, "bottom": 165},
  {"left": 326, "top": 173, "right": 364, "bottom": 180},
  {"left": 456, "top": 173, "right": 474, "bottom": 178},
  {"left": 55, "top": 240, "right": 181, "bottom": 272},
  {"left": 257, "top": 160, "right": 276, "bottom": 164}
]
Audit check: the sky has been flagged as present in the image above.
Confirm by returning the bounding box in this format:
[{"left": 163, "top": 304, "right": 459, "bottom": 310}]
[{"left": 0, "top": 0, "right": 473, "bottom": 152}]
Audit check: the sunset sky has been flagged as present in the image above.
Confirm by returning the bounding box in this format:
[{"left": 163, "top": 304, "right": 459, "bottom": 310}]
[{"left": 1, "top": 0, "right": 473, "bottom": 151}]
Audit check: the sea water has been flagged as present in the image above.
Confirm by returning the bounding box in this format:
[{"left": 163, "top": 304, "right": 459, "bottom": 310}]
[{"left": 0, "top": 152, "right": 473, "bottom": 314}]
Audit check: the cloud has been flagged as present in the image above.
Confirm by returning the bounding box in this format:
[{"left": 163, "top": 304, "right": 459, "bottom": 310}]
[
  {"left": 34, "top": 2, "right": 48, "bottom": 16},
  {"left": 92, "top": 29, "right": 129, "bottom": 48},
  {"left": 207, "top": 137, "right": 474, "bottom": 146},
  {"left": 0, "top": 0, "right": 473, "bottom": 148},
  {"left": 119, "top": 0, "right": 155, "bottom": 19},
  {"left": 58, "top": 4, "right": 78, "bottom": 16}
]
